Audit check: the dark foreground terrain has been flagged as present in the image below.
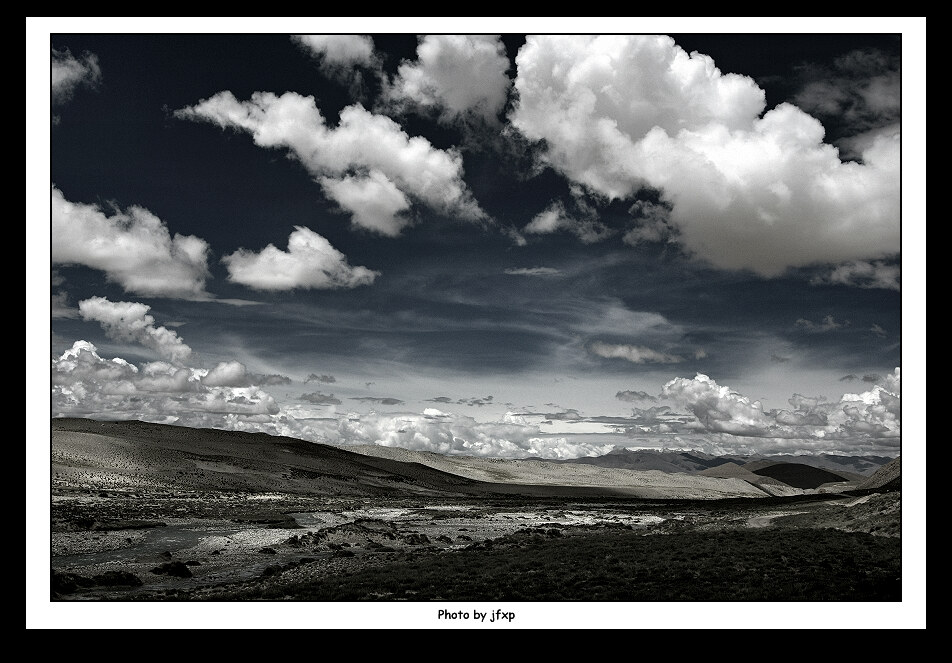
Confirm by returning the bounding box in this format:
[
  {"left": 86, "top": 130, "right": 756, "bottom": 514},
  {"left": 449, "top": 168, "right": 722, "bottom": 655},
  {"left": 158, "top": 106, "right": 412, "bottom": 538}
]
[{"left": 49, "top": 418, "right": 902, "bottom": 603}]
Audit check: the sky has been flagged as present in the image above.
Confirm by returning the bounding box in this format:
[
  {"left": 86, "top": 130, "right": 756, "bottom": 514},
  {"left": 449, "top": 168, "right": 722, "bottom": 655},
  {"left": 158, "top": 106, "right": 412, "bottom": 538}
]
[{"left": 29, "top": 16, "right": 926, "bottom": 630}]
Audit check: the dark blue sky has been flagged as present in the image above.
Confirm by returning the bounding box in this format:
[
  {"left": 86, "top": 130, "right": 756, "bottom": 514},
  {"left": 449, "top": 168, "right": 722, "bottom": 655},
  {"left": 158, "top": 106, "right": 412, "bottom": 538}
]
[{"left": 36, "top": 19, "right": 920, "bottom": 461}]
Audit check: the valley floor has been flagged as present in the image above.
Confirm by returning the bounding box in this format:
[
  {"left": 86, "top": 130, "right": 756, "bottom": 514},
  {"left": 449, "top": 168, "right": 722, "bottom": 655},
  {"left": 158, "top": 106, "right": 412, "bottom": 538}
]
[{"left": 49, "top": 488, "right": 901, "bottom": 602}]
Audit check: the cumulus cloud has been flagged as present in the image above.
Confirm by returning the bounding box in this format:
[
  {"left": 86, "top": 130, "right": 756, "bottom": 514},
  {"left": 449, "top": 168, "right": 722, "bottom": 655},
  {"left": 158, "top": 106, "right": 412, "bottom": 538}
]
[
  {"left": 662, "top": 373, "right": 775, "bottom": 436},
  {"left": 320, "top": 170, "right": 413, "bottom": 236},
  {"left": 809, "top": 259, "right": 901, "bottom": 291},
  {"left": 661, "top": 370, "right": 901, "bottom": 446},
  {"left": 870, "top": 324, "right": 887, "bottom": 338},
  {"left": 222, "top": 226, "right": 378, "bottom": 291},
  {"left": 79, "top": 296, "right": 193, "bottom": 364},
  {"left": 385, "top": 35, "right": 511, "bottom": 125},
  {"left": 291, "top": 34, "right": 377, "bottom": 69},
  {"left": 351, "top": 396, "right": 405, "bottom": 406},
  {"left": 615, "top": 390, "right": 657, "bottom": 403},
  {"left": 589, "top": 341, "right": 682, "bottom": 364},
  {"left": 176, "top": 92, "right": 486, "bottom": 229},
  {"left": 835, "top": 367, "right": 900, "bottom": 435},
  {"left": 51, "top": 340, "right": 279, "bottom": 422},
  {"left": 300, "top": 392, "right": 342, "bottom": 405},
  {"left": 461, "top": 395, "right": 493, "bottom": 407},
  {"left": 201, "top": 360, "right": 250, "bottom": 387},
  {"left": 52, "top": 340, "right": 139, "bottom": 387},
  {"left": 331, "top": 409, "right": 616, "bottom": 459},
  {"left": 257, "top": 374, "right": 292, "bottom": 386},
  {"left": 51, "top": 47, "right": 101, "bottom": 106},
  {"left": 304, "top": 373, "right": 336, "bottom": 384},
  {"left": 51, "top": 186, "right": 212, "bottom": 299},
  {"left": 509, "top": 35, "right": 900, "bottom": 276}
]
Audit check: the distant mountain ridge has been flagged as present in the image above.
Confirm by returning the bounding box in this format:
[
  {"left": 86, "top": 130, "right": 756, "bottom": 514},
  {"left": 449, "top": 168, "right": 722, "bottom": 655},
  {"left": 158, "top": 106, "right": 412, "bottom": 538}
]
[{"left": 548, "top": 447, "right": 895, "bottom": 477}]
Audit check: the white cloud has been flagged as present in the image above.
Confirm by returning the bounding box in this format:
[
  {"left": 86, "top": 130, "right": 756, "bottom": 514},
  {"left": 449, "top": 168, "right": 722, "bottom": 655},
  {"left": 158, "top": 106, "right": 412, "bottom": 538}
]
[
  {"left": 662, "top": 373, "right": 775, "bottom": 436},
  {"left": 834, "top": 367, "right": 901, "bottom": 437},
  {"left": 331, "top": 409, "right": 616, "bottom": 459},
  {"left": 51, "top": 340, "right": 139, "bottom": 387},
  {"left": 201, "top": 360, "right": 251, "bottom": 387},
  {"left": 135, "top": 361, "right": 199, "bottom": 393},
  {"left": 795, "top": 315, "right": 848, "bottom": 333},
  {"left": 51, "top": 339, "right": 279, "bottom": 423},
  {"left": 615, "top": 390, "right": 657, "bottom": 403},
  {"left": 792, "top": 49, "right": 901, "bottom": 154},
  {"left": 661, "top": 370, "right": 901, "bottom": 447},
  {"left": 176, "top": 92, "right": 486, "bottom": 226},
  {"left": 51, "top": 291, "right": 78, "bottom": 319},
  {"left": 623, "top": 200, "right": 675, "bottom": 245},
  {"left": 385, "top": 35, "right": 511, "bottom": 124},
  {"left": 222, "top": 226, "right": 379, "bottom": 291},
  {"left": 304, "top": 373, "right": 336, "bottom": 384},
  {"left": 809, "top": 259, "right": 901, "bottom": 291},
  {"left": 51, "top": 47, "right": 101, "bottom": 105},
  {"left": 300, "top": 392, "right": 342, "bottom": 406},
  {"left": 504, "top": 266, "right": 562, "bottom": 277},
  {"left": 320, "top": 170, "right": 412, "bottom": 236},
  {"left": 510, "top": 35, "right": 900, "bottom": 276},
  {"left": 51, "top": 186, "right": 212, "bottom": 299},
  {"left": 524, "top": 201, "right": 612, "bottom": 244},
  {"left": 589, "top": 341, "right": 682, "bottom": 364},
  {"left": 78, "top": 296, "right": 193, "bottom": 364},
  {"left": 291, "top": 34, "right": 376, "bottom": 68}
]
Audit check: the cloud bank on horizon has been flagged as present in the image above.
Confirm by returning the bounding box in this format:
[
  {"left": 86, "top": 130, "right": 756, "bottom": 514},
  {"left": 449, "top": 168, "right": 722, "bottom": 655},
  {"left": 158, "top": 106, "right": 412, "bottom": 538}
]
[{"left": 46, "top": 31, "right": 908, "bottom": 458}]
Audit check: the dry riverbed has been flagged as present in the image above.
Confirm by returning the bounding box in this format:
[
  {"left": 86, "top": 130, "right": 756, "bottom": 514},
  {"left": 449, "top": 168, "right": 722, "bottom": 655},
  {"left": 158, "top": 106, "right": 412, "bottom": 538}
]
[{"left": 49, "top": 488, "right": 900, "bottom": 601}]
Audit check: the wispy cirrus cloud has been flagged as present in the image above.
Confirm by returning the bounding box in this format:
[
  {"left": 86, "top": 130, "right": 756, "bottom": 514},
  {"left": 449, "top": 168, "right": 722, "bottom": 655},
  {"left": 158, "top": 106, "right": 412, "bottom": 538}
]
[
  {"left": 795, "top": 315, "right": 848, "bottom": 333},
  {"left": 792, "top": 48, "right": 901, "bottom": 151},
  {"left": 504, "top": 266, "right": 562, "bottom": 277},
  {"left": 809, "top": 259, "right": 900, "bottom": 291},
  {"left": 51, "top": 47, "right": 101, "bottom": 107},
  {"left": 523, "top": 200, "right": 613, "bottom": 244},
  {"left": 589, "top": 341, "right": 683, "bottom": 364}
]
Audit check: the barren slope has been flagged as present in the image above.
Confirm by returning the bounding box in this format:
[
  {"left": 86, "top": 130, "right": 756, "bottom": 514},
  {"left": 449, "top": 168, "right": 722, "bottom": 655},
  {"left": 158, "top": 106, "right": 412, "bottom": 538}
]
[{"left": 53, "top": 418, "right": 771, "bottom": 500}]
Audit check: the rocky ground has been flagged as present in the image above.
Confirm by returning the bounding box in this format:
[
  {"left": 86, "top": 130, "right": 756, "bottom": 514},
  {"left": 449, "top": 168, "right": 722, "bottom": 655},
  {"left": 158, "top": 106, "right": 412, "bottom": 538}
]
[
  {"left": 50, "top": 487, "right": 901, "bottom": 602},
  {"left": 46, "top": 419, "right": 903, "bottom": 606}
]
